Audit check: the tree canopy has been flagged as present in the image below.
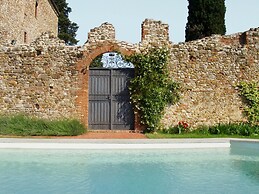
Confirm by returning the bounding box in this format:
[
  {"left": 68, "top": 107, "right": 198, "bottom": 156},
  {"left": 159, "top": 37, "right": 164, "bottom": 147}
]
[
  {"left": 185, "top": 0, "right": 226, "bottom": 42},
  {"left": 53, "top": 0, "right": 79, "bottom": 45}
]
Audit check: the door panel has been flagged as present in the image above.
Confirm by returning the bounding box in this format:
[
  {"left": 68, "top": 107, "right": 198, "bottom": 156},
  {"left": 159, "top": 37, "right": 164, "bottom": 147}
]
[{"left": 89, "top": 69, "right": 134, "bottom": 130}]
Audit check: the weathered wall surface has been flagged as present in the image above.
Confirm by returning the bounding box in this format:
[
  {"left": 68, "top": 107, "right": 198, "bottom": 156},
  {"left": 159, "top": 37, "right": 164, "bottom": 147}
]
[
  {"left": 141, "top": 19, "right": 170, "bottom": 46},
  {"left": 0, "top": 19, "right": 259, "bottom": 130},
  {"left": 0, "top": 0, "right": 58, "bottom": 45},
  {"left": 0, "top": 32, "right": 83, "bottom": 119},
  {"left": 162, "top": 28, "right": 259, "bottom": 128}
]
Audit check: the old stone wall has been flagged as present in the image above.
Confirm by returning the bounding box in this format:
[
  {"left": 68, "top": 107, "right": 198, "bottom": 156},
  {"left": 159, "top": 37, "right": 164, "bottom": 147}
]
[
  {"left": 141, "top": 19, "right": 170, "bottom": 46},
  {"left": 87, "top": 22, "right": 116, "bottom": 44},
  {"left": 0, "top": 0, "right": 58, "bottom": 45},
  {"left": 0, "top": 19, "right": 259, "bottom": 130},
  {"left": 161, "top": 28, "right": 259, "bottom": 128},
  {"left": 0, "top": 32, "right": 83, "bottom": 119}
]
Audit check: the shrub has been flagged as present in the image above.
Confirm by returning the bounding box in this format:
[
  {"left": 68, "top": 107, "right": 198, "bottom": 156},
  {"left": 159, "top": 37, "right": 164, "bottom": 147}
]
[
  {"left": 238, "top": 81, "right": 259, "bottom": 124},
  {"left": 125, "top": 47, "right": 180, "bottom": 132},
  {"left": 164, "top": 121, "right": 190, "bottom": 134},
  {"left": 193, "top": 126, "right": 210, "bottom": 135},
  {"left": 161, "top": 123, "right": 259, "bottom": 137},
  {"left": 208, "top": 123, "right": 258, "bottom": 136}
]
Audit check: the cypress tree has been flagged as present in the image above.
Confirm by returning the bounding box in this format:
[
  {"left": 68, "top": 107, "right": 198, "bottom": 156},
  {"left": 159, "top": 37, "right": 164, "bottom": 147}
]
[
  {"left": 185, "top": 0, "right": 226, "bottom": 42},
  {"left": 53, "top": 0, "right": 79, "bottom": 45}
]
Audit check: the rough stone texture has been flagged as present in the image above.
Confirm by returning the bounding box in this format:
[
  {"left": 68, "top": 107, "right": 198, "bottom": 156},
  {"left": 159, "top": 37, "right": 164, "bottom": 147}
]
[
  {"left": 141, "top": 19, "right": 170, "bottom": 46},
  {"left": 0, "top": 19, "right": 259, "bottom": 130},
  {"left": 0, "top": 32, "right": 83, "bottom": 119},
  {"left": 0, "top": 0, "right": 58, "bottom": 45},
  {"left": 161, "top": 28, "right": 259, "bottom": 128},
  {"left": 87, "top": 22, "right": 116, "bottom": 44}
]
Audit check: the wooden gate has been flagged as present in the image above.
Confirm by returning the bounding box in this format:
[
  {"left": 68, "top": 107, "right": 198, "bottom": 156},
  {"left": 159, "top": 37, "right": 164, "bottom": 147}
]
[{"left": 89, "top": 68, "right": 134, "bottom": 130}]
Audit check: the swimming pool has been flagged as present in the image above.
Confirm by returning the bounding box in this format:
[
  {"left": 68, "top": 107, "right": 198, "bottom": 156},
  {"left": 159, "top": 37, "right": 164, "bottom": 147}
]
[{"left": 0, "top": 140, "right": 258, "bottom": 194}]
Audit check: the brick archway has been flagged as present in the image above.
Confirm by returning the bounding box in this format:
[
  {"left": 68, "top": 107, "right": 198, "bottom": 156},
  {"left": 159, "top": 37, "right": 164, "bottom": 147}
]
[{"left": 76, "top": 42, "right": 136, "bottom": 129}]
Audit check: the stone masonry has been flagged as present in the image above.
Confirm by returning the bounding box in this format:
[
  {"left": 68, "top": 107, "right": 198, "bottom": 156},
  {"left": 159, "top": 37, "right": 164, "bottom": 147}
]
[
  {"left": 0, "top": 32, "right": 83, "bottom": 119},
  {"left": 162, "top": 28, "right": 259, "bottom": 128},
  {"left": 0, "top": 19, "right": 259, "bottom": 130},
  {"left": 141, "top": 19, "right": 170, "bottom": 46},
  {"left": 0, "top": 0, "right": 58, "bottom": 45}
]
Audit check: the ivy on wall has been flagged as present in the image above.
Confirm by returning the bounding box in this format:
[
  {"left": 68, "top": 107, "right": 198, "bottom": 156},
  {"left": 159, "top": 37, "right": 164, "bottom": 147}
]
[
  {"left": 238, "top": 81, "right": 259, "bottom": 124},
  {"left": 125, "top": 48, "right": 180, "bottom": 132}
]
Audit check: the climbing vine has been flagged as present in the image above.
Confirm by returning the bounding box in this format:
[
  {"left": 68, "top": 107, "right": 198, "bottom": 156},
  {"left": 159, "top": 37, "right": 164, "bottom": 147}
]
[
  {"left": 125, "top": 47, "right": 180, "bottom": 132},
  {"left": 238, "top": 81, "right": 259, "bottom": 124}
]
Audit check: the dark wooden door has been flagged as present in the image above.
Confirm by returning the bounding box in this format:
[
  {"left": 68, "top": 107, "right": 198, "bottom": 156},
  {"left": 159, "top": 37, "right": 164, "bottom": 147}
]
[{"left": 89, "top": 68, "right": 134, "bottom": 130}]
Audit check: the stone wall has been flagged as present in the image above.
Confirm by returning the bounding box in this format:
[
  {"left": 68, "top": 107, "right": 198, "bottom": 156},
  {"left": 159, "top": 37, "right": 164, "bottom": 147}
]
[
  {"left": 141, "top": 19, "right": 170, "bottom": 46},
  {"left": 0, "top": 19, "right": 259, "bottom": 130},
  {"left": 161, "top": 28, "right": 259, "bottom": 128},
  {"left": 0, "top": 0, "right": 58, "bottom": 45},
  {"left": 87, "top": 22, "right": 116, "bottom": 44},
  {"left": 0, "top": 32, "right": 83, "bottom": 119}
]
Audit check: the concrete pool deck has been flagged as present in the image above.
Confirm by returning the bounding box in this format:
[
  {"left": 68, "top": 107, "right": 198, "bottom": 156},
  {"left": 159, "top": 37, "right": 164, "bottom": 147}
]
[{"left": 0, "top": 138, "right": 258, "bottom": 149}]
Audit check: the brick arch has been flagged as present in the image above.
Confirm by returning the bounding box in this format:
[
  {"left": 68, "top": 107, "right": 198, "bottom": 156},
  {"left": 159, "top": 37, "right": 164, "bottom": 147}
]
[
  {"left": 82, "top": 42, "right": 135, "bottom": 68},
  {"left": 76, "top": 42, "right": 136, "bottom": 128}
]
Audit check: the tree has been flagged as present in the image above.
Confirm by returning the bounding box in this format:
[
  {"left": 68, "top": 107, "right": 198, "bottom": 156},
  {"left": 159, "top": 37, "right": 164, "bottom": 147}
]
[
  {"left": 53, "top": 0, "right": 79, "bottom": 45},
  {"left": 185, "top": 0, "right": 226, "bottom": 42}
]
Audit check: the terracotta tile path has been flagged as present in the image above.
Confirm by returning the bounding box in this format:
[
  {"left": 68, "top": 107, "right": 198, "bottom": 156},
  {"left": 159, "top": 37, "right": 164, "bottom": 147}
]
[
  {"left": 73, "top": 132, "right": 147, "bottom": 139},
  {"left": 29, "top": 131, "right": 147, "bottom": 139}
]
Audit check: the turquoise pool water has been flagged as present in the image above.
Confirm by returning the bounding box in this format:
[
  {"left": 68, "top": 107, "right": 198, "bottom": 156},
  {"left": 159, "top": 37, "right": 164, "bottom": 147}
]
[{"left": 0, "top": 146, "right": 258, "bottom": 194}]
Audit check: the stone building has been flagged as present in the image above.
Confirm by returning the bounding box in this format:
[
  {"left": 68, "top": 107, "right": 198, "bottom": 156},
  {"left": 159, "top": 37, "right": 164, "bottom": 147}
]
[{"left": 0, "top": 0, "right": 58, "bottom": 45}]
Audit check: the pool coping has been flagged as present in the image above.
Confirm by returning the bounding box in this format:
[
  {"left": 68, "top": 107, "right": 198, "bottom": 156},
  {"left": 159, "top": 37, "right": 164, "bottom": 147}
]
[{"left": 0, "top": 138, "right": 258, "bottom": 149}]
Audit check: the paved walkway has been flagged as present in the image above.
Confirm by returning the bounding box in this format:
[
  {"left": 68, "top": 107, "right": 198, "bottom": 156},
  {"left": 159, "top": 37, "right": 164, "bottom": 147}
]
[
  {"left": 8, "top": 131, "right": 147, "bottom": 139},
  {"left": 63, "top": 132, "right": 147, "bottom": 139}
]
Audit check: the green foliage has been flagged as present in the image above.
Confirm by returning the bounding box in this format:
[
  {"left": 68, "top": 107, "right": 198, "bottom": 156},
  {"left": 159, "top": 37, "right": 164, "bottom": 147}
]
[
  {"left": 53, "top": 0, "right": 79, "bottom": 45},
  {"left": 0, "top": 114, "right": 86, "bottom": 136},
  {"left": 157, "top": 123, "right": 259, "bottom": 137},
  {"left": 207, "top": 123, "right": 259, "bottom": 136},
  {"left": 238, "top": 81, "right": 259, "bottom": 124},
  {"left": 125, "top": 48, "right": 180, "bottom": 132},
  {"left": 163, "top": 121, "right": 190, "bottom": 134},
  {"left": 90, "top": 54, "right": 103, "bottom": 68},
  {"left": 185, "top": 0, "right": 226, "bottom": 41}
]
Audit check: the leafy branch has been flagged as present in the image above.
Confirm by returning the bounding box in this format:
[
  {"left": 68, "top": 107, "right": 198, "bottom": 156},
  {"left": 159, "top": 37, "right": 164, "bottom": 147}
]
[
  {"left": 238, "top": 81, "right": 259, "bottom": 124},
  {"left": 125, "top": 47, "right": 180, "bottom": 132}
]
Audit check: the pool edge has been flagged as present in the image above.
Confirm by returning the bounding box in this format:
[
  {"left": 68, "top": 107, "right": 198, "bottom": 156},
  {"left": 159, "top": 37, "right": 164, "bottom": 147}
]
[
  {"left": 0, "top": 138, "right": 258, "bottom": 149},
  {"left": 0, "top": 138, "right": 231, "bottom": 149}
]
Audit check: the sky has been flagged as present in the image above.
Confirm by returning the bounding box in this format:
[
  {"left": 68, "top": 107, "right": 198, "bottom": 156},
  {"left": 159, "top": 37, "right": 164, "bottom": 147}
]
[{"left": 67, "top": 0, "right": 259, "bottom": 45}]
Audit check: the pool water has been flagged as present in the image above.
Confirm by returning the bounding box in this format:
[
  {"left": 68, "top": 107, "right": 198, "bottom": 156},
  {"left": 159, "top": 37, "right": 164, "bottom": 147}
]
[{"left": 0, "top": 147, "right": 258, "bottom": 194}]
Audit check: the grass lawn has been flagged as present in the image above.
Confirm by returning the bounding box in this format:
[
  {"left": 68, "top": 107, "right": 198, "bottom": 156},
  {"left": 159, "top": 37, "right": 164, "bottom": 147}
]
[
  {"left": 146, "top": 123, "right": 259, "bottom": 139},
  {"left": 0, "top": 114, "right": 86, "bottom": 136},
  {"left": 146, "top": 132, "right": 259, "bottom": 139}
]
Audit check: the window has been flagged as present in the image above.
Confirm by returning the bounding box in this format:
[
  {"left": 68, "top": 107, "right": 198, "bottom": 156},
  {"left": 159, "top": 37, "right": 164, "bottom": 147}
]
[
  {"left": 24, "top": 32, "right": 27, "bottom": 43},
  {"left": 35, "top": 0, "right": 38, "bottom": 18}
]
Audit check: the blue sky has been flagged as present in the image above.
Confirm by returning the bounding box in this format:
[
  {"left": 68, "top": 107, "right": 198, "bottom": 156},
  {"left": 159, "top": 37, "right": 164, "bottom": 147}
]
[{"left": 67, "top": 0, "right": 259, "bottom": 45}]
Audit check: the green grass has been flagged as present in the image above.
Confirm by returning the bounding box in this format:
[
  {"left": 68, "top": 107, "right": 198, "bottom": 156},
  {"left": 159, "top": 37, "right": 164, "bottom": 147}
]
[
  {"left": 0, "top": 114, "right": 86, "bottom": 136},
  {"left": 146, "top": 132, "right": 259, "bottom": 139},
  {"left": 147, "top": 123, "right": 259, "bottom": 139}
]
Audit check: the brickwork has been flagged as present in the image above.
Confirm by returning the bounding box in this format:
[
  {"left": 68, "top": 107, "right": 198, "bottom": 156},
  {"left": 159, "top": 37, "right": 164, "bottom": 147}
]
[
  {"left": 0, "top": 19, "right": 259, "bottom": 131},
  {"left": 0, "top": 0, "right": 58, "bottom": 45},
  {"left": 78, "top": 23, "right": 139, "bottom": 126}
]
